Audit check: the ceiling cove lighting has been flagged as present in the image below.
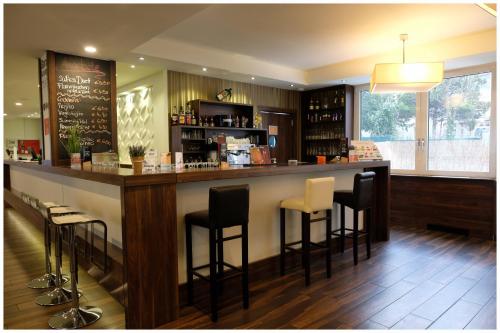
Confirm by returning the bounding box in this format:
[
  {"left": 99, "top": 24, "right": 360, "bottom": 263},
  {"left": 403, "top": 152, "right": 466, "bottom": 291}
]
[
  {"left": 15, "top": 102, "right": 22, "bottom": 106},
  {"left": 84, "top": 46, "right": 97, "bottom": 53},
  {"left": 477, "top": 3, "right": 497, "bottom": 16},
  {"left": 370, "top": 34, "right": 443, "bottom": 93},
  {"left": 130, "top": 65, "right": 135, "bottom": 69}
]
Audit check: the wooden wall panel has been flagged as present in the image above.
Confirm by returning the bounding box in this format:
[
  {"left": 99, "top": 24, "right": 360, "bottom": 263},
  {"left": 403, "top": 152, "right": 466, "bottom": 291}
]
[
  {"left": 391, "top": 175, "right": 496, "bottom": 239},
  {"left": 167, "top": 71, "right": 300, "bottom": 114}
]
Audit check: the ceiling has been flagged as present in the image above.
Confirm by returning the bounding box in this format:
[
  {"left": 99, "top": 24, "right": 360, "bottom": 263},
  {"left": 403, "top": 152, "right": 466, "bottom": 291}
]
[{"left": 3, "top": 3, "right": 496, "bottom": 118}]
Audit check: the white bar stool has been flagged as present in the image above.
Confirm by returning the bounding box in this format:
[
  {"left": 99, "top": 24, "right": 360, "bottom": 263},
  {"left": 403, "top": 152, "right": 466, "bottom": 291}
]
[
  {"left": 48, "top": 214, "right": 106, "bottom": 329},
  {"left": 279, "top": 177, "right": 335, "bottom": 286},
  {"left": 35, "top": 204, "right": 82, "bottom": 306},
  {"left": 26, "top": 197, "right": 71, "bottom": 289}
]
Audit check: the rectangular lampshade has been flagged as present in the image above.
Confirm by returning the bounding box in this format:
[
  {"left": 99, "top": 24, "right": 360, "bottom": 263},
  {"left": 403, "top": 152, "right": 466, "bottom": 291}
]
[{"left": 370, "top": 62, "right": 444, "bottom": 93}]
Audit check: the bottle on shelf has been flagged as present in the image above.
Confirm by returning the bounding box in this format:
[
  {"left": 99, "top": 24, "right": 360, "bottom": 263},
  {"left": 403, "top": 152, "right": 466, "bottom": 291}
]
[
  {"left": 209, "top": 117, "right": 215, "bottom": 127},
  {"left": 333, "top": 90, "right": 338, "bottom": 107},
  {"left": 340, "top": 89, "right": 345, "bottom": 107},
  {"left": 185, "top": 104, "right": 192, "bottom": 125},
  {"left": 191, "top": 113, "right": 197, "bottom": 126},
  {"left": 179, "top": 106, "right": 185, "bottom": 125},
  {"left": 309, "top": 98, "right": 314, "bottom": 111},
  {"left": 171, "top": 106, "right": 178, "bottom": 126},
  {"left": 315, "top": 98, "right": 320, "bottom": 110}
]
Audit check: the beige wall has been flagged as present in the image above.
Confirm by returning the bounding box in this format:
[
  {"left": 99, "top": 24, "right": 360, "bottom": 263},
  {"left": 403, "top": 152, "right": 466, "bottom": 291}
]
[{"left": 4, "top": 118, "right": 43, "bottom": 157}]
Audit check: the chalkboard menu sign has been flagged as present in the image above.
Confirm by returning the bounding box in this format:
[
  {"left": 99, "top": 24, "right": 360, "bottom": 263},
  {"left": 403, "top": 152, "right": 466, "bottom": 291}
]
[{"left": 54, "top": 52, "right": 114, "bottom": 159}]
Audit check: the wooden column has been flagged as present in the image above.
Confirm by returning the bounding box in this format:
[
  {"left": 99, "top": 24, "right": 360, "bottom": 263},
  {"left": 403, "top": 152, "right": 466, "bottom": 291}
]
[
  {"left": 121, "top": 180, "right": 179, "bottom": 328},
  {"left": 364, "top": 165, "right": 391, "bottom": 242}
]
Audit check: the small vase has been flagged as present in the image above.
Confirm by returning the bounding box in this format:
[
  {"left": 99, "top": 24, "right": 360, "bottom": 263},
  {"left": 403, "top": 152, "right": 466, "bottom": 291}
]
[
  {"left": 70, "top": 153, "right": 81, "bottom": 169},
  {"left": 132, "top": 156, "right": 144, "bottom": 174}
]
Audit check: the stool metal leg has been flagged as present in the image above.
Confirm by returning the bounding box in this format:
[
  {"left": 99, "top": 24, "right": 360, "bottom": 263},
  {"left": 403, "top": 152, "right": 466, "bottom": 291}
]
[
  {"left": 302, "top": 212, "right": 311, "bottom": 286},
  {"left": 217, "top": 228, "right": 224, "bottom": 295},
  {"left": 366, "top": 208, "right": 371, "bottom": 259},
  {"left": 49, "top": 225, "right": 102, "bottom": 329},
  {"left": 353, "top": 209, "right": 359, "bottom": 265},
  {"left": 36, "top": 226, "right": 77, "bottom": 306},
  {"left": 186, "top": 222, "right": 194, "bottom": 305},
  {"left": 28, "top": 219, "right": 69, "bottom": 289},
  {"left": 326, "top": 209, "right": 332, "bottom": 278},
  {"left": 209, "top": 228, "right": 218, "bottom": 322},
  {"left": 242, "top": 223, "right": 249, "bottom": 309},
  {"left": 279, "top": 208, "right": 286, "bottom": 276},
  {"left": 340, "top": 205, "right": 345, "bottom": 253}
]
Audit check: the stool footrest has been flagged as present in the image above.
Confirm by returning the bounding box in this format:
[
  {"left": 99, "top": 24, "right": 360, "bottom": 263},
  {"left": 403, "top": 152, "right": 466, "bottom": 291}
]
[
  {"left": 310, "top": 217, "right": 330, "bottom": 223},
  {"left": 192, "top": 261, "right": 242, "bottom": 283},
  {"left": 218, "top": 234, "right": 242, "bottom": 242}
]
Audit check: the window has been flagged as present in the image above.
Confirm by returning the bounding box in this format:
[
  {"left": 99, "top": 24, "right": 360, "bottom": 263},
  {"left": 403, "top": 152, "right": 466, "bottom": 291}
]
[
  {"left": 360, "top": 91, "right": 416, "bottom": 170},
  {"left": 355, "top": 65, "right": 495, "bottom": 177},
  {"left": 428, "top": 72, "right": 492, "bottom": 173}
]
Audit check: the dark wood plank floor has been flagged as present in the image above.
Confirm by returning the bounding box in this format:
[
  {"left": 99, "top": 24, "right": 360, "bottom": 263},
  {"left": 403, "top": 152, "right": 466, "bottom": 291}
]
[
  {"left": 163, "top": 224, "right": 496, "bottom": 329},
  {"left": 4, "top": 208, "right": 125, "bottom": 329},
  {"left": 4, "top": 206, "right": 496, "bottom": 330}
]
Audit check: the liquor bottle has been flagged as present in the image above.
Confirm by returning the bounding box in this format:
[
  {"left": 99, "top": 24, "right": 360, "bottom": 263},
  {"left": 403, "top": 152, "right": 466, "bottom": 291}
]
[
  {"left": 185, "top": 104, "right": 192, "bottom": 125},
  {"left": 198, "top": 114, "right": 203, "bottom": 127},
  {"left": 171, "top": 106, "right": 178, "bottom": 126},
  {"left": 309, "top": 98, "right": 314, "bottom": 110},
  {"left": 235, "top": 115, "right": 240, "bottom": 128},
  {"left": 179, "top": 106, "right": 185, "bottom": 125},
  {"left": 334, "top": 90, "right": 338, "bottom": 106},
  {"left": 191, "top": 113, "right": 197, "bottom": 126},
  {"left": 315, "top": 99, "right": 320, "bottom": 110},
  {"left": 340, "top": 89, "right": 345, "bottom": 107},
  {"left": 210, "top": 117, "right": 215, "bottom": 127}
]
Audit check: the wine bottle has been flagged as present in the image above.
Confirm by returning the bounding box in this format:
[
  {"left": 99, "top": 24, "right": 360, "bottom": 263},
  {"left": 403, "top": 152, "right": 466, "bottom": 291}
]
[
  {"left": 185, "top": 104, "right": 192, "bottom": 125},
  {"left": 179, "top": 106, "right": 185, "bottom": 125},
  {"left": 171, "top": 106, "right": 178, "bottom": 126}
]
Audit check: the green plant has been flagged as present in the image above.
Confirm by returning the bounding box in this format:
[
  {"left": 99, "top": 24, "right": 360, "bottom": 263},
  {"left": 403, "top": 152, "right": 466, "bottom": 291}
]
[
  {"left": 129, "top": 145, "right": 146, "bottom": 159},
  {"left": 62, "top": 126, "right": 81, "bottom": 154}
]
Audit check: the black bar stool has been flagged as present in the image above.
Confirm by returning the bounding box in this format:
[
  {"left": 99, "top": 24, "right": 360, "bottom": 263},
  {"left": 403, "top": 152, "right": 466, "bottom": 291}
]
[
  {"left": 185, "top": 184, "right": 250, "bottom": 322},
  {"left": 331, "top": 171, "right": 376, "bottom": 265},
  {"left": 280, "top": 177, "right": 335, "bottom": 286}
]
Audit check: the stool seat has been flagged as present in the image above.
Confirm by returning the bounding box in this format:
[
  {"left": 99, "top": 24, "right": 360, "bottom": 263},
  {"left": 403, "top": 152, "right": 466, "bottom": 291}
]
[
  {"left": 333, "top": 190, "right": 354, "bottom": 207},
  {"left": 51, "top": 214, "right": 99, "bottom": 225},
  {"left": 185, "top": 210, "right": 209, "bottom": 227},
  {"left": 280, "top": 198, "right": 307, "bottom": 212},
  {"left": 49, "top": 207, "right": 80, "bottom": 215}
]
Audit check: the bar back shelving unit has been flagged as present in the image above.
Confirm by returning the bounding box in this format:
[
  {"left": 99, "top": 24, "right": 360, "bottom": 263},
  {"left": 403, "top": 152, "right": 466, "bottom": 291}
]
[{"left": 301, "top": 85, "right": 353, "bottom": 162}]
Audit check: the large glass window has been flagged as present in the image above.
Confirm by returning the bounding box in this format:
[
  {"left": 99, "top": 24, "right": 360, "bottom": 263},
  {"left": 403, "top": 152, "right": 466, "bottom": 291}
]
[
  {"left": 428, "top": 72, "right": 492, "bottom": 172},
  {"left": 357, "top": 66, "right": 494, "bottom": 177},
  {"left": 360, "top": 91, "right": 416, "bottom": 170}
]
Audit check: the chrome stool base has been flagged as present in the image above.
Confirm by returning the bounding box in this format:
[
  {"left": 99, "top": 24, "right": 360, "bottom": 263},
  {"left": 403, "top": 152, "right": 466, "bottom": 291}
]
[
  {"left": 48, "top": 306, "right": 103, "bottom": 329},
  {"left": 35, "top": 287, "right": 82, "bottom": 306},
  {"left": 27, "top": 273, "right": 69, "bottom": 289}
]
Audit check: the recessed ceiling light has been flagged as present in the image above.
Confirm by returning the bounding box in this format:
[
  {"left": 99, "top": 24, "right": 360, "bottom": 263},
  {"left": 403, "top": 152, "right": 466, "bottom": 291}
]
[
  {"left": 202, "top": 67, "right": 207, "bottom": 72},
  {"left": 341, "top": 79, "right": 346, "bottom": 83},
  {"left": 3, "top": 113, "right": 7, "bottom": 116},
  {"left": 290, "top": 84, "right": 294, "bottom": 87},
  {"left": 251, "top": 77, "right": 255, "bottom": 80},
  {"left": 139, "top": 57, "right": 145, "bottom": 61},
  {"left": 15, "top": 102, "right": 22, "bottom": 106},
  {"left": 130, "top": 65, "right": 135, "bottom": 69},
  {"left": 84, "top": 46, "right": 97, "bottom": 53}
]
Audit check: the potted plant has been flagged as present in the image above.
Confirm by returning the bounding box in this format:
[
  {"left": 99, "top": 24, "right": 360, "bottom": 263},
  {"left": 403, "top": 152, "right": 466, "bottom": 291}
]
[
  {"left": 62, "top": 126, "right": 81, "bottom": 169},
  {"left": 129, "top": 145, "right": 146, "bottom": 174}
]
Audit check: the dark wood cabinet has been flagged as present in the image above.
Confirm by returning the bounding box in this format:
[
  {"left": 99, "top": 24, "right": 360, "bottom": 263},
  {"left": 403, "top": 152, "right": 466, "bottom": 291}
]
[
  {"left": 300, "top": 85, "right": 353, "bottom": 162},
  {"left": 170, "top": 99, "right": 268, "bottom": 162}
]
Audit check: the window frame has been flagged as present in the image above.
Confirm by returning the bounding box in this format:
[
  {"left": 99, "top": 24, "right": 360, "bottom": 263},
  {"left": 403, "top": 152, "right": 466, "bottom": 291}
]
[{"left": 354, "top": 63, "right": 496, "bottom": 179}]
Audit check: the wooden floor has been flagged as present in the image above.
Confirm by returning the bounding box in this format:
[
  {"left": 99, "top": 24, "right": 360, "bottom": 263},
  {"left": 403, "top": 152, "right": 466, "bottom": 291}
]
[
  {"left": 3, "top": 208, "right": 125, "bottom": 329},
  {"left": 4, "top": 207, "right": 496, "bottom": 330},
  {"left": 164, "top": 224, "right": 496, "bottom": 329}
]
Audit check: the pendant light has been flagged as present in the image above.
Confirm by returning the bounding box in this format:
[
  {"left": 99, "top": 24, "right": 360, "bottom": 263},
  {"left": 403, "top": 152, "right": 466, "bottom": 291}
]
[{"left": 370, "top": 34, "right": 443, "bottom": 93}]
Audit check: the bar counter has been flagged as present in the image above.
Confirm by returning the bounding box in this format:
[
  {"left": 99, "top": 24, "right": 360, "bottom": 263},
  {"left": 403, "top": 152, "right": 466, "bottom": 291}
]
[{"left": 4, "top": 159, "right": 390, "bottom": 328}]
